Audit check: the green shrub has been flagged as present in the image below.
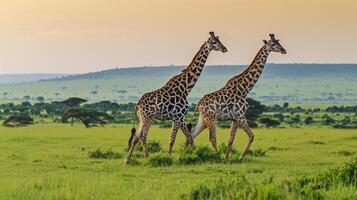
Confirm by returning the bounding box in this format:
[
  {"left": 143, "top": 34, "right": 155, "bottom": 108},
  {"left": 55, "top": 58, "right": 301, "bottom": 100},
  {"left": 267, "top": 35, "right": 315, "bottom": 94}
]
[
  {"left": 180, "top": 158, "right": 357, "bottom": 200},
  {"left": 178, "top": 150, "right": 199, "bottom": 165},
  {"left": 181, "top": 174, "right": 284, "bottom": 200},
  {"left": 194, "top": 146, "right": 221, "bottom": 162},
  {"left": 88, "top": 149, "right": 121, "bottom": 159},
  {"left": 218, "top": 143, "right": 238, "bottom": 155},
  {"left": 178, "top": 146, "right": 221, "bottom": 165},
  {"left": 135, "top": 140, "right": 162, "bottom": 153},
  {"left": 146, "top": 153, "right": 173, "bottom": 167},
  {"left": 253, "top": 148, "right": 268, "bottom": 157},
  {"left": 298, "top": 158, "right": 357, "bottom": 190}
]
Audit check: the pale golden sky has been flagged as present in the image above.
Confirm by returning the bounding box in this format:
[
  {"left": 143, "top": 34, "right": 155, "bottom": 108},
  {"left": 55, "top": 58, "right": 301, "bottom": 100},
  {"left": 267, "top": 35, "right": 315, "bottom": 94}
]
[{"left": 1, "top": 0, "right": 356, "bottom": 74}]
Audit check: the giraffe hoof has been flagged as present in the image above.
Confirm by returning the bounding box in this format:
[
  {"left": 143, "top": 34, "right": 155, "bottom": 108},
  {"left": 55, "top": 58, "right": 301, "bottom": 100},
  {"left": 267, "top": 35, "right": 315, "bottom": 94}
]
[{"left": 124, "top": 159, "right": 129, "bottom": 166}]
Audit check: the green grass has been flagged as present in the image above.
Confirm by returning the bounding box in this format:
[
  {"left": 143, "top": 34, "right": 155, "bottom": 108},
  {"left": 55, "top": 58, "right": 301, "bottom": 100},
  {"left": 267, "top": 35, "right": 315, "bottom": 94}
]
[{"left": 0, "top": 124, "right": 356, "bottom": 199}]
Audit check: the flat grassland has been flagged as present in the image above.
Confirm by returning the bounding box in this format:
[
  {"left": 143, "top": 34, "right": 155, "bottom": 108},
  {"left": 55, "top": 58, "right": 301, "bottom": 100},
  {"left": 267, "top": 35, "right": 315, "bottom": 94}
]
[{"left": 0, "top": 125, "right": 356, "bottom": 199}]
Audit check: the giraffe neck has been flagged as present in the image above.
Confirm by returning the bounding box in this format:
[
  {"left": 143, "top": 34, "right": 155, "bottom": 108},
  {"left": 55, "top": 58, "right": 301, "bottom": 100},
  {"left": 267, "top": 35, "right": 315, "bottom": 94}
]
[
  {"left": 173, "top": 42, "right": 211, "bottom": 94},
  {"left": 227, "top": 45, "right": 270, "bottom": 97}
]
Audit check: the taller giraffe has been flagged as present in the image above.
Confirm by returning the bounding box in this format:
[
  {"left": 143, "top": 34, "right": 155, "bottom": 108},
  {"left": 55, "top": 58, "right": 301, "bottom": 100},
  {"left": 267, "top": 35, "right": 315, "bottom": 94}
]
[
  {"left": 124, "top": 32, "right": 227, "bottom": 165},
  {"left": 190, "top": 34, "right": 286, "bottom": 160}
]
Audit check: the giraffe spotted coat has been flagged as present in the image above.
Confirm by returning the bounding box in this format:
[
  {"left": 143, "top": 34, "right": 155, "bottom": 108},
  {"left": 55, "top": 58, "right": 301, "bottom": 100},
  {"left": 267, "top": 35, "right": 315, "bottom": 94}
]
[
  {"left": 191, "top": 34, "right": 286, "bottom": 160},
  {"left": 124, "top": 32, "right": 227, "bottom": 165}
]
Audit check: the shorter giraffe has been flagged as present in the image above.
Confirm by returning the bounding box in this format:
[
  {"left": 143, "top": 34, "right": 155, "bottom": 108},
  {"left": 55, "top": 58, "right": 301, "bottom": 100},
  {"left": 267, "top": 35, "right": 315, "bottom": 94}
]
[
  {"left": 190, "top": 34, "right": 286, "bottom": 160},
  {"left": 124, "top": 32, "right": 227, "bottom": 165}
]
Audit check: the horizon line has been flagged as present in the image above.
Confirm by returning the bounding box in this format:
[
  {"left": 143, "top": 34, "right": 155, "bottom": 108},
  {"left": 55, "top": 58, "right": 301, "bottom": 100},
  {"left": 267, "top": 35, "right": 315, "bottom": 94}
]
[{"left": 1, "top": 63, "right": 357, "bottom": 75}]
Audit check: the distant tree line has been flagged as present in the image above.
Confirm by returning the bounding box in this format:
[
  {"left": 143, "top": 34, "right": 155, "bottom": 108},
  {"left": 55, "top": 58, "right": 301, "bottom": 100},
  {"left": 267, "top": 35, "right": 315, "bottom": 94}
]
[{"left": 1, "top": 98, "right": 356, "bottom": 129}]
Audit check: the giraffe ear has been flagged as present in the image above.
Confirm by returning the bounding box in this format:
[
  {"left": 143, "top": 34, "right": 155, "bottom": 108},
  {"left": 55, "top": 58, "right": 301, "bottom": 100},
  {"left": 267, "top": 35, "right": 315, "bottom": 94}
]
[
  {"left": 209, "top": 32, "right": 215, "bottom": 37},
  {"left": 263, "top": 40, "right": 268, "bottom": 44}
]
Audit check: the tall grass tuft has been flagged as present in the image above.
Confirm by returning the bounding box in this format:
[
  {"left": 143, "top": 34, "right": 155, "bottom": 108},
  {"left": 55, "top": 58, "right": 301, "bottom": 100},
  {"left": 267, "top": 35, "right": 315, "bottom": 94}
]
[
  {"left": 88, "top": 149, "right": 121, "bottom": 159},
  {"left": 146, "top": 153, "right": 173, "bottom": 167},
  {"left": 178, "top": 146, "right": 221, "bottom": 165},
  {"left": 135, "top": 140, "right": 162, "bottom": 153}
]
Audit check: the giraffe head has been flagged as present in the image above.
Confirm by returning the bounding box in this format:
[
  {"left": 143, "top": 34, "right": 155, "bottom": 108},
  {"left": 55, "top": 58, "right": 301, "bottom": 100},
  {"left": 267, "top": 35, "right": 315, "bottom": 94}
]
[
  {"left": 263, "top": 34, "right": 287, "bottom": 54},
  {"left": 207, "top": 32, "right": 227, "bottom": 53}
]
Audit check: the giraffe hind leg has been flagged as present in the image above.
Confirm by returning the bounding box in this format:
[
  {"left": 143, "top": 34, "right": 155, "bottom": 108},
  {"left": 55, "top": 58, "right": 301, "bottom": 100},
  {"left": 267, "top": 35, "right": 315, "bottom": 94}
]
[
  {"left": 124, "top": 121, "right": 150, "bottom": 165},
  {"left": 183, "top": 115, "right": 206, "bottom": 148},
  {"left": 140, "top": 122, "right": 151, "bottom": 158},
  {"left": 124, "top": 133, "right": 140, "bottom": 165},
  {"left": 177, "top": 121, "right": 194, "bottom": 148},
  {"left": 205, "top": 119, "right": 218, "bottom": 153},
  {"left": 239, "top": 118, "right": 254, "bottom": 160}
]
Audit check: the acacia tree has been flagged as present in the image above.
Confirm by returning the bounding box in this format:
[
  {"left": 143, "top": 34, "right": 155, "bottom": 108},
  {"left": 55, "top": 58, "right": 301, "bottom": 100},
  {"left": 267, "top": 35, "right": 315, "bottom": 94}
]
[
  {"left": 246, "top": 98, "right": 266, "bottom": 127},
  {"left": 3, "top": 114, "right": 34, "bottom": 127},
  {"left": 53, "top": 97, "right": 87, "bottom": 125},
  {"left": 62, "top": 108, "right": 112, "bottom": 128},
  {"left": 56, "top": 97, "right": 87, "bottom": 107}
]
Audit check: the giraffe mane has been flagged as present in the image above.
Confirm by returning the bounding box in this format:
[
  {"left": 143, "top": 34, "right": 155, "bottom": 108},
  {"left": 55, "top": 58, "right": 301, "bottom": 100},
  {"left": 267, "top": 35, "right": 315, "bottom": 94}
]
[
  {"left": 181, "top": 42, "right": 206, "bottom": 73},
  {"left": 225, "top": 45, "right": 266, "bottom": 85}
]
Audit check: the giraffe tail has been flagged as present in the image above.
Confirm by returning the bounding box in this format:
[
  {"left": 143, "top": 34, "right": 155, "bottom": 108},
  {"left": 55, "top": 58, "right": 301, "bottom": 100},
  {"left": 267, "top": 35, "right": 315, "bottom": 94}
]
[
  {"left": 187, "top": 106, "right": 199, "bottom": 132},
  {"left": 127, "top": 105, "right": 137, "bottom": 151}
]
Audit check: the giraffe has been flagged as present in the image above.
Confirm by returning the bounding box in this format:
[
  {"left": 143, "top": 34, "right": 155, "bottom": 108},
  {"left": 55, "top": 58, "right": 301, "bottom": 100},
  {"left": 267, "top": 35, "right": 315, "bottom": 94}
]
[
  {"left": 190, "top": 34, "right": 286, "bottom": 160},
  {"left": 124, "top": 32, "right": 227, "bottom": 165}
]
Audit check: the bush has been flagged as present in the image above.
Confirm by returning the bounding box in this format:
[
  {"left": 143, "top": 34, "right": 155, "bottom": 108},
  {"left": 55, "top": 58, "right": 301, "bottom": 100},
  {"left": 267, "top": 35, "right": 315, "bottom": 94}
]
[
  {"left": 146, "top": 153, "right": 173, "bottom": 167},
  {"left": 218, "top": 143, "right": 238, "bottom": 155},
  {"left": 178, "top": 148, "right": 200, "bottom": 165},
  {"left": 304, "top": 116, "right": 314, "bottom": 125},
  {"left": 298, "top": 158, "right": 357, "bottom": 190},
  {"left": 178, "top": 146, "right": 221, "bottom": 165},
  {"left": 180, "top": 174, "right": 284, "bottom": 200},
  {"left": 195, "top": 146, "right": 221, "bottom": 162},
  {"left": 135, "top": 140, "right": 162, "bottom": 153},
  {"left": 181, "top": 158, "right": 357, "bottom": 200},
  {"left": 259, "top": 117, "right": 281, "bottom": 128},
  {"left": 88, "top": 149, "right": 121, "bottom": 159}
]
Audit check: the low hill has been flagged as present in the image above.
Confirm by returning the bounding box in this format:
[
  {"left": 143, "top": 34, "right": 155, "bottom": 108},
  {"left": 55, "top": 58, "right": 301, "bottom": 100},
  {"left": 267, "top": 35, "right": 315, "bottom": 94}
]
[
  {"left": 1, "top": 64, "right": 356, "bottom": 104},
  {"left": 0, "top": 74, "right": 68, "bottom": 84}
]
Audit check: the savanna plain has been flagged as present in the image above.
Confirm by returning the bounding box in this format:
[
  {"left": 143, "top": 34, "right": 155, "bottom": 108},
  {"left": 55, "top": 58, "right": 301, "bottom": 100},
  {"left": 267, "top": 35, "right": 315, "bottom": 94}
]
[{"left": 0, "top": 124, "right": 356, "bottom": 200}]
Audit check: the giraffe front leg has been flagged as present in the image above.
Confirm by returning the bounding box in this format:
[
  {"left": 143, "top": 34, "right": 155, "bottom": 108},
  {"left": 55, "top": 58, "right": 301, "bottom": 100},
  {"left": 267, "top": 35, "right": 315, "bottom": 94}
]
[
  {"left": 168, "top": 121, "right": 179, "bottom": 154},
  {"left": 226, "top": 120, "right": 238, "bottom": 159},
  {"left": 239, "top": 118, "right": 254, "bottom": 160}
]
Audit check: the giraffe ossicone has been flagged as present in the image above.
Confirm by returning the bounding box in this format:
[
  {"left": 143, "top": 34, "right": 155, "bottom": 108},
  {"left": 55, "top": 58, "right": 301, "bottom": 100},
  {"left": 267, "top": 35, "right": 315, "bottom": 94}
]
[
  {"left": 190, "top": 34, "right": 286, "bottom": 160},
  {"left": 124, "top": 32, "right": 227, "bottom": 165}
]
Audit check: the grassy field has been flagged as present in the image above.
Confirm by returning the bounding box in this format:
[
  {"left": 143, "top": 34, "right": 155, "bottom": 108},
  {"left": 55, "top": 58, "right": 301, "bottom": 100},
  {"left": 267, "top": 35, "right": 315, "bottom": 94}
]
[{"left": 0, "top": 124, "right": 356, "bottom": 199}]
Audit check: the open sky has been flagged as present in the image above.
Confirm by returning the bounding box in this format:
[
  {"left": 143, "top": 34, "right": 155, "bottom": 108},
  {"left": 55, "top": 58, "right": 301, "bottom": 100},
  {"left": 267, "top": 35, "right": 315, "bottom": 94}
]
[{"left": 1, "top": 0, "right": 357, "bottom": 74}]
